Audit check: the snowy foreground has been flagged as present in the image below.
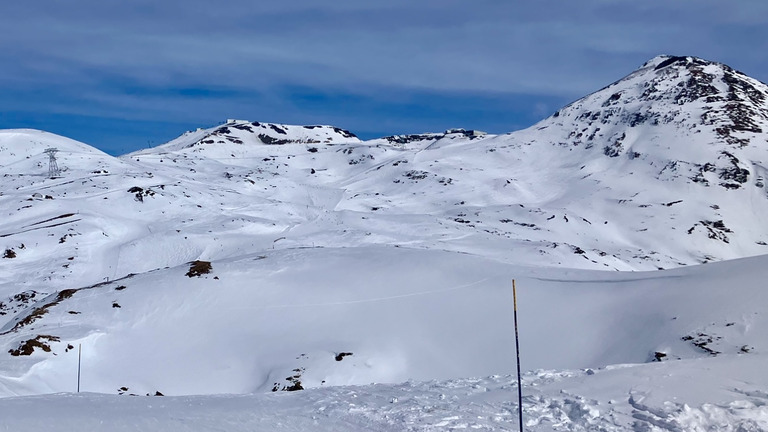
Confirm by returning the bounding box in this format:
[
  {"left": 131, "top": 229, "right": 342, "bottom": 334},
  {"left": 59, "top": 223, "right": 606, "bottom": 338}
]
[
  {"left": 0, "top": 249, "right": 767, "bottom": 431},
  {"left": 1, "top": 355, "right": 767, "bottom": 431}
]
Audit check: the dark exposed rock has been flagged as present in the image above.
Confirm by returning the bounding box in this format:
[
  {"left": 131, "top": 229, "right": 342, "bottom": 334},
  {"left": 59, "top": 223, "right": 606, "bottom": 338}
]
[
  {"left": 258, "top": 134, "right": 290, "bottom": 145},
  {"left": 654, "top": 56, "right": 690, "bottom": 70},
  {"left": 385, "top": 133, "right": 443, "bottom": 145},
  {"left": 717, "top": 151, "right": 750, "bottom": 187},
  {"left": 384, "top": 129, "right": 483, "bottom": 145},
  {"left": 335, "top": 352, "right": 353, "bottom": 361},
  {"left": 603, "top": 133, "right": 625, "bottom": 157},
  {"left": 673, "top": 62, "right": 719, "bottom": 105},
  {"left": 8, "top": 335, "right": 60, "bottom": 356},
  {"left": 404, "top": 170, "right": 429, "bottom": 181},
  {"left": 602, "top": 92, "right": 622, "bottom": 107},
  {"left": 688, "top": 220, "right": 733, "bottom": 243},
  {"left": 333, "top": 127, "right": 358, "bottom": 138},
  {"left": 231, "top": 124, "right": 253, "bottom": 132},
  {"left": 682, "top": 333, "right": 721, "bottom": 356},
  {"left": 186, "top": 260, "right": 212, "bottom": 277}
]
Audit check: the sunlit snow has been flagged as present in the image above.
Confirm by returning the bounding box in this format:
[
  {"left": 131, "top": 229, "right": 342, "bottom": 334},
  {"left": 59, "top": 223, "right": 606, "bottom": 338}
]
[{"left": 0, "top": 55, "right": 767, "bottom": 430}]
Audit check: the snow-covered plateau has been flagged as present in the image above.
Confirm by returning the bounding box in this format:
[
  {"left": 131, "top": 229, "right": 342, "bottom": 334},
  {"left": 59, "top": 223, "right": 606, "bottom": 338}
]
[{"left": 0, "top": 55, "right": 767, "bottom": 430}]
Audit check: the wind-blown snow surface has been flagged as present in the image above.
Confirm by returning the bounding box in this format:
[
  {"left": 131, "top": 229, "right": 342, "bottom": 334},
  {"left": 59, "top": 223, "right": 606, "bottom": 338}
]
[
  {"left": 1, "top": 55, "right": 768, "bottom": 430},
  {"left": 2, "top": 355, "right": 768, "bottom": 432},
  {"left": 0, "top": 252, "right": 767, "bottom": 431}
]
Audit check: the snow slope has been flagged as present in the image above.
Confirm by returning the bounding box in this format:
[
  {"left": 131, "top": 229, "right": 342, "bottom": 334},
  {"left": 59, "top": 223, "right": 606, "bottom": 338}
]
[
  {"left": 1, "top": 55, "right": 768, "bottom": 430},
  {"left": 0, "top": 246, "right": 766, "bottom": 397},
  {"left": 0, "top": 355, "right": 766, "bottom": 431},
  {"left": 121, "top": 57, "right": 768, "bottom": 271}
]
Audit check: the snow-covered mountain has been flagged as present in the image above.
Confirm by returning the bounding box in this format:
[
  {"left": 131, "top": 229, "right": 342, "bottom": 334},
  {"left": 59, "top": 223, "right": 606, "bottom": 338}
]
[
  {"left": 129, "top": 56, "right": 768, "bottom": 270},
  {"left": 1, "top": 55, "right": 768, "bottom": 430},
  {"left": 513, "top": 55, "right": 768, "bottom": 266},
  {"left": 158, "top": 120, "right": 360, "bottom": 151}
]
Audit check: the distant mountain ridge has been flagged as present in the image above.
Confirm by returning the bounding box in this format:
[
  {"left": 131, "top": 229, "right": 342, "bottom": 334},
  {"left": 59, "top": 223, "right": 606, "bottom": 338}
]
[
  {"left": 2, "top": 55, "right": 768, "bottom": 279},
  {"left": 155, "top": 120, "right": 360, "bottom": 152}
]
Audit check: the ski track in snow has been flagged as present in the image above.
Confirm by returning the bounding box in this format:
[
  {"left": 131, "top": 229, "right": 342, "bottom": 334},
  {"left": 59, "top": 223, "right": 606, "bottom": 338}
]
[{"left": 222, "top": 277, "right": 492, "bottom": 311}]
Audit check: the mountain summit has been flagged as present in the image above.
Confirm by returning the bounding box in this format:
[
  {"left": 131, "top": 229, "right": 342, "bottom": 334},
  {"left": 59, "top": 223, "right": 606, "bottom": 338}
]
[
  {"left": 548, "top": 54, "right": 767, "bottom": 155},
  {"left": 154, "top": 120, "right": 360, "bottom": 153},
  {"left": 491, "top": 54, "right": 768, "bottom": 266}
]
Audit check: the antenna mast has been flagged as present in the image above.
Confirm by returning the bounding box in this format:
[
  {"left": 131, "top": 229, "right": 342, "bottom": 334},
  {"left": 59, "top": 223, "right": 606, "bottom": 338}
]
[{"left": 44, "top": 148, "right": 60, "bottom": 178}]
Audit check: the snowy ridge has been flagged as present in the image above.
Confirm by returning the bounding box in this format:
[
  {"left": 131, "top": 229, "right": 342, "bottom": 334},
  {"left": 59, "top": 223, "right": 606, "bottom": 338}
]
[
  {"left": 0, "top": 129, "right": 123, "bottom": 175},
  {"left": 149, "top": 120, "right": 361, "bottom": 153},
  {"left": 0, "top": 55, "right": 768, "bottom": 430}
]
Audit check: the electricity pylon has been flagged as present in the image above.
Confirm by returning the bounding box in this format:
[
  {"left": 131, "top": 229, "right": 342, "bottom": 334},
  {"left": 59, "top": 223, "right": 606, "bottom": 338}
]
[{"left": 44, "top": 148, "right": 60, "bottom": 178}]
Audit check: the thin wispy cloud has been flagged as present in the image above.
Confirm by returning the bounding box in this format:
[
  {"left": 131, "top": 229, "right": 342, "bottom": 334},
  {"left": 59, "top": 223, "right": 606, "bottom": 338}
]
[{"left": 1, "top": 1, "right": 766, "bottom": 154}]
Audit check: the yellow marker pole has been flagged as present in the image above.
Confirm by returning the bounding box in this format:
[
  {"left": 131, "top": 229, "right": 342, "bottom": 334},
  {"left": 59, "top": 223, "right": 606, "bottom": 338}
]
[
  {"left": 513, "top": 280, "right": 523, "bottom": 431},
  {"left": 77, "top": 344, "right": 82, "bottom": 393}
]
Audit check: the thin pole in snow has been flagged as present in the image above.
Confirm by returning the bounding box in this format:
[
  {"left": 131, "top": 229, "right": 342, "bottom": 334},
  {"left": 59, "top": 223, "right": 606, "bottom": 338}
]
[
  {"left": 513, "top": 279, "right": 523, "bottom": 431},
  {"left": 77, "top": 344, "right": 82, "bottom": 393}
]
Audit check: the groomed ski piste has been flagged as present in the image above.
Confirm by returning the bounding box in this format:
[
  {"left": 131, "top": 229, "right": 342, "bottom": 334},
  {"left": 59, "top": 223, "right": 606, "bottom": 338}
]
[{"left": 0, "top": 56, "right": 767, "bottom": 430}]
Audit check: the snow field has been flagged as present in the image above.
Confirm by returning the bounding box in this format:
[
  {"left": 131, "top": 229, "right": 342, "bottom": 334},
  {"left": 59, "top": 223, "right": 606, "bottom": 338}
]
[{"left": 1, "top": 56, "right": 768, "bottom": 429}]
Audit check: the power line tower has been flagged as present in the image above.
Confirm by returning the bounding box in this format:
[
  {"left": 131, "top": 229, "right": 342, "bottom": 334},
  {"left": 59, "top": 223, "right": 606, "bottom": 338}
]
[{"left": 44, "top": 148, "right": 60, "bottom": 178}]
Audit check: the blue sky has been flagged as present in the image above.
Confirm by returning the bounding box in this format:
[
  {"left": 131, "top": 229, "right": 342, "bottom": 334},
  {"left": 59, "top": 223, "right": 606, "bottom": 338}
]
[{"left": 1, "top": 1, "right": 767, "bottom": 155}]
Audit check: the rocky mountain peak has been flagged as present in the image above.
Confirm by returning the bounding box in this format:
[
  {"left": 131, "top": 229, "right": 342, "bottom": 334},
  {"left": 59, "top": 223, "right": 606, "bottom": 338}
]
[{"left": 549, "top": 55, "right": 768, "bottom": 147}]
